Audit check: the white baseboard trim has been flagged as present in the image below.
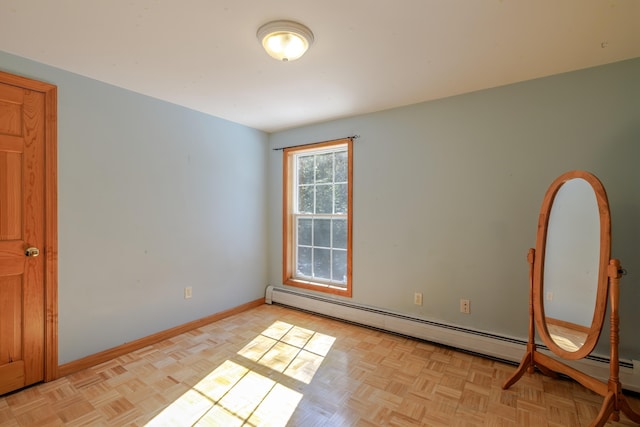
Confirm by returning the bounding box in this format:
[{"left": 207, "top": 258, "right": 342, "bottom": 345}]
[{"left": 265, "top": 285, "right": 640, "bottom": 393}]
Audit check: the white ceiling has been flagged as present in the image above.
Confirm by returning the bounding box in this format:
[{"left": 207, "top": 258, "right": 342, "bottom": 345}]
[{"left": 1, "top": 1, "right": 639, "bottom": 132}]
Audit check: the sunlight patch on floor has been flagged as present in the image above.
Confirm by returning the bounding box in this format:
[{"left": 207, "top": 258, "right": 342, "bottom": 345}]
[
  {"left": 238, "top": 321, "right": 336, "bottom": 384},
  {"left": 145, "top": 321, "right": 335, "bottom": 426}
]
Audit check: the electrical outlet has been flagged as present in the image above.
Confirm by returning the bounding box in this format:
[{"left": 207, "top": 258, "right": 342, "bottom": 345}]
[
  {"left": 460, "top": 299, "right": 470, "bottom": 314},
  {"left": 414, "top": 292, "right": 423, "bottom": 306},
  {"left": 184, "top": 286, "right": 192, "bottom": 299},
  {"left": 546, "top": 292, "right": 553, "bottom": 301}
]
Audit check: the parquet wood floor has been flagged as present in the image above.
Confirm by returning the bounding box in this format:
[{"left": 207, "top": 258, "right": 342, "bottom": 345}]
[{"left": 1, "top": 304, "right": 639, "bottom": 426}]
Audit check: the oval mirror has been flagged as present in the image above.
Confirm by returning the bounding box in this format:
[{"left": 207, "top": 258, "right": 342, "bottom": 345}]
[{"left": 533, "top": 171, "right": 611, "bottom": 359}]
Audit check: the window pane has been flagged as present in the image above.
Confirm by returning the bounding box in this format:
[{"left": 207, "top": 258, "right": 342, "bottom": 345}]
[
  {"left": 333, "top": 219, "right": 347, "bottom": 249},
  {"left": 313, "top": 219, "right": 331, "bottom": 248},
  {"left": 298, "top": 185, "right": 314, "bottom": 214},
  {"left": 335, "top": 151, "right": 347, "bottom": 182},
  {"left": 315, "top": 153, "right": 333, "bottom": 183},
  {"left": 332, "top": 250, "right": 347, "bottom": 283},
  {"left": 297, "top": 246, "right": 312, "bottom": 277},
  {"left": 316, "top": 184, "right": 333, "bottom": 214},
  {"left": 298, "top": 218, "right": 312, "bottom": 246},
  {"left": 298, "top": 155, "right": 314, "bottom": 185},
  {"left": 313, "top": 248, "right": 331, "bottom": 280},
  {"left": 335, "top": 183, "right": 347, "bottom": 214}
]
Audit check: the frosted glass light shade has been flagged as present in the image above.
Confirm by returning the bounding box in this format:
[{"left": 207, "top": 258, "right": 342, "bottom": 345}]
[{"left": 257, "top": 20, "right": 314, "bottom": 62}]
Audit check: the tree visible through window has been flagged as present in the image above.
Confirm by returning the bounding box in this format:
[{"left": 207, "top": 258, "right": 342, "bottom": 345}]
[{"left": 283, "top": 139, "right": 352, "bottom": 297}]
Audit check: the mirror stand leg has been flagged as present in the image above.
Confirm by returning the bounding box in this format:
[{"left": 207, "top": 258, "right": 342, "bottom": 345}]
[
  {"left": 590, "top": 377, "right": 640, "bottom": 426},
  {"left": 618, "top": 395, "right": 640, "bottom": 423},
  {"left": 591, "top": 392, "right": 615, "bottom": 427},
  {"left": 502, "top": 346, "right": 534, "bottom": 389},
  {"left": 591, "top": 260, "right": 640, "bottom": 425},
  {"left": 611, "top": 260, "right": 640, "bottom": 424},
  {"left": 503, "top": 343, "right": 562, "bottom": 390},
  {"left": 503, "top": 249, "right": 541, "bottom": 390}
]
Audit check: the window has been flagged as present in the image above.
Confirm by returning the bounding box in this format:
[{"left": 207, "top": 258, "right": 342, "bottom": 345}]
[{"left": 283, "top": 139, "right": 353, "bottom": 297}]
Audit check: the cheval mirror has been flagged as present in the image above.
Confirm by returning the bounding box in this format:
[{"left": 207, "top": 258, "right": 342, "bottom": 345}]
[{"left": 503, "top": 170, "right": 640, "bottom": 426}]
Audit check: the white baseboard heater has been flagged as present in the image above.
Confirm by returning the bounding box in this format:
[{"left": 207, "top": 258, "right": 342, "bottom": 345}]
[{"left": 265, "top": 285, "right": 640, "bottom": 392}]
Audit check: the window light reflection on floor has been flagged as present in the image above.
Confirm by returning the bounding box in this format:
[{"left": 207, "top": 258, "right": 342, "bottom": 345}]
[
  {"left": 145, "top": 321, "right": 335, "bottom": 426},
  {"left": 238, "top": 320, "right": 336, "bottom": 384}
]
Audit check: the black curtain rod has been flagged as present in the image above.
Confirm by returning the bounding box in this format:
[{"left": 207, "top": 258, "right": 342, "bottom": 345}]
[{"left": 272, "top": 135, "right": 360, "bottom": 151}]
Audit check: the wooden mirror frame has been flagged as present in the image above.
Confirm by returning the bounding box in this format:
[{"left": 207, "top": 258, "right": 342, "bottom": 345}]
[
  {"left": 533, "top": 170, "right": 610, "bottom": 360},
  {"left": 503, "top": 170, "right": 640, "bottom": 426}
]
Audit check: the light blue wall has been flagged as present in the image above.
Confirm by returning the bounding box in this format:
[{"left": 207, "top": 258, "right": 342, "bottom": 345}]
[
  {"left": 1, "top": 51, "right": 269, "bottom": 364},
  {"left": 267, "top": 58, "right": 640, "bottom": 360},
  {"left": 3, "top": 49, "right": 638, "bottom": 365}
]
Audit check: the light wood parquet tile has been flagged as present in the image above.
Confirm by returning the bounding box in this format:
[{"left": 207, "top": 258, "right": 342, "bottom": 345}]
[{"left": 1, "top": 304, "right": 640, "bottom": 426}]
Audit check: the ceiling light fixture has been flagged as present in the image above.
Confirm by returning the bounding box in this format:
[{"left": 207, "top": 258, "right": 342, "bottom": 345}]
[{"left": 257, "top": 20, "right": 314, "bottom": 62}]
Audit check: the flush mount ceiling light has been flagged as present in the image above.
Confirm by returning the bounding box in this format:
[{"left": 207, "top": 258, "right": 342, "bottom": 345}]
[{"left": 257, "top": 20, "right": 314, "bottom": 62}]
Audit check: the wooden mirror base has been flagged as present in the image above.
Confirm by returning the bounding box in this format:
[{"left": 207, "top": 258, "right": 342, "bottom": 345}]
[
  {"left": 503, "top": 252, "right": 640, "bottom": 427},
  {"left": 503, "top": 343, "right": 640, "bottom": 426}
]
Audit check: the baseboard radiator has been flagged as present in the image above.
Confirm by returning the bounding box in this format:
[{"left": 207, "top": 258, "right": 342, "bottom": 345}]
[{"left": 265, "top": 285, "right": 639, "bottom": 393}]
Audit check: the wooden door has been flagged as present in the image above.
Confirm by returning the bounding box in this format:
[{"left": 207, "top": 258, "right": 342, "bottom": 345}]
[{"left": 0, "top": 72, "right": 57, "bottom": 395}]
